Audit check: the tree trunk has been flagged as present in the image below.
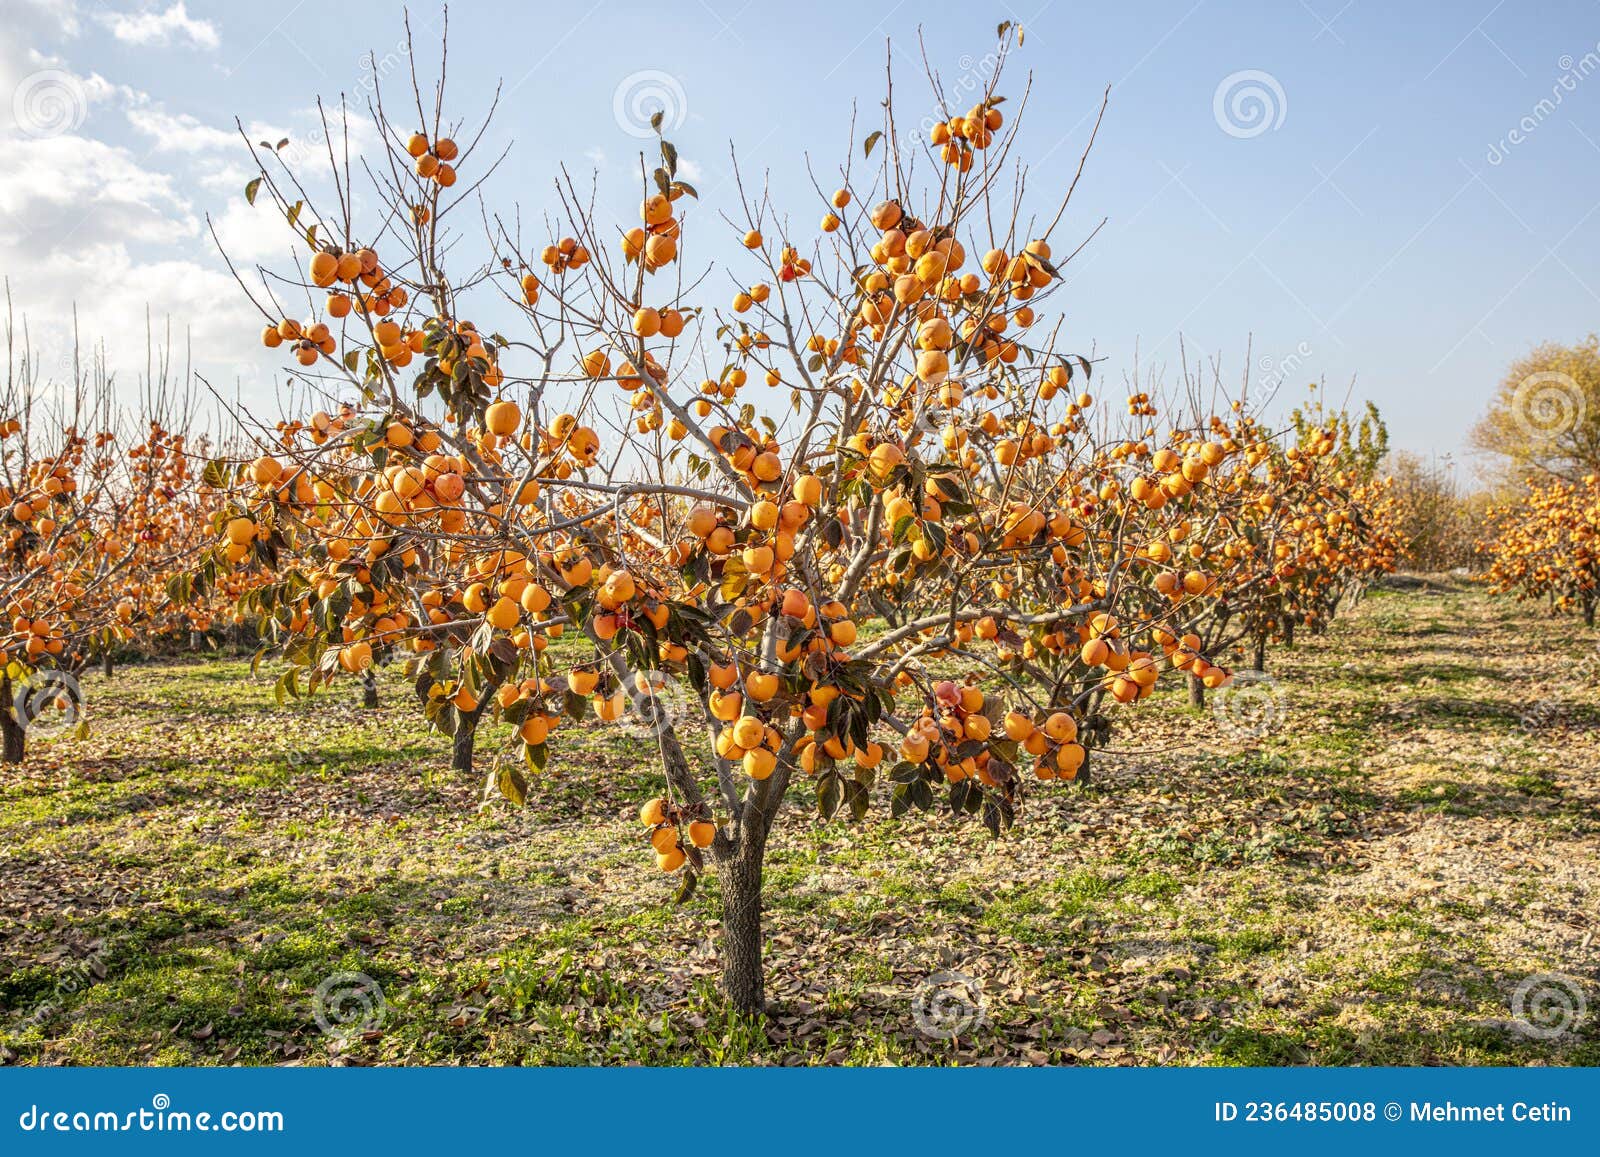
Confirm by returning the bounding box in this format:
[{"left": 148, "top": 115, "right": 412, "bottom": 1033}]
[
  {"left": 1252, "top": 636, "right": 1266, "bottom": 672},
  {"left": 1187, "top": 672, "right": 1205, "bottom": 709},
  {"left": 715, "top": 833, "right": 767, "bottom": 1015},
  {"left": 1281, "top": 617, "right": 1296, "bottom": 649},
  {"left": 0, "top": 677, "right": 24, "bottom": 765},
  {"left": 101, "top": 653, "right": 114, "bottom": 679},
  {"left": 189, "top": 629, "right": 205, "bottom": 651},
  {"left": 1585, "top": 598, "right": 1596, "bottom": 629},
  {"left": 451, "top": 717, "right": 477, "bottom": 774},
  {"left": 361, "top": 668, "right": 379, "bottom": 709}
]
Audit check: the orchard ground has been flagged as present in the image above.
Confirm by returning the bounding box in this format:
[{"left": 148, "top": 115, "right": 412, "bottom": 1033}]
[{"left": 1, "top": 579, "right": 1595, "bottom": 1066}]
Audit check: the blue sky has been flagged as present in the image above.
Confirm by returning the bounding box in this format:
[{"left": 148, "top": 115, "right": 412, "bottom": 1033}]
[{"left": 2, "top": 0, "right": 1599, "bottom": 468}]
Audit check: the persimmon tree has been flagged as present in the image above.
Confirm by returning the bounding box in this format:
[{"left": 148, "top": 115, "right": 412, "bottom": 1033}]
[
  {"left": 1166, "top": 389, "right": 1396, "bottom": 698},
  {"left": 0, "top": 311, "right": 222, "bottom": 761},
  {"left": 200, "top": 27, "right": 1399, "bottom": 1013},
  {"left": 1481, "top": 476, "right": 1600, "bottom": 625}
]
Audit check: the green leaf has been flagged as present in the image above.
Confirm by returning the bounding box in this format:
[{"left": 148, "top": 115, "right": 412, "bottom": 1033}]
[
  {"left": 949, "top": 777, "right": 972, "bottom": 814},
  {"left": 497, "top": 761, "right": 529, "bottom": 806},
  {"left": 888, "top": 759, "right": 921, "bottom": 784},
  {"left": 817, "top": 772, "right": 841, "bottom": 819},
  {"left": 674, "top": 871, "right": 698, "bottom": 904},
  {"left": 843, "top": 778, "right": 869, "bottom": 822}
]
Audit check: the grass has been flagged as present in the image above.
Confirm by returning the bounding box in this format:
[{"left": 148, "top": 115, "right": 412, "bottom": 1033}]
[{"left": 0, "top": 579, "right": 1597, "bottom": 1066}]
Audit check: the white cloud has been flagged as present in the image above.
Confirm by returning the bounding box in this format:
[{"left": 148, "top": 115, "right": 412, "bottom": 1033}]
[
  {"left": 126, "top": 104, "right": 237, "bottom": 153},
  {"left": 97, "top": 3, "right": 219, "bottom": 51},
  {"left": 196, "top": 160, "right": 255, "bottom": 194},
  {"left": 208, "top": 196, "right": 300, "bottom": 265},
  {"left": 0, "top": 132, "right": 198, "bottom": 248},
  {"left": 0, "top": 17, "right": 380, "bottom": 413}
]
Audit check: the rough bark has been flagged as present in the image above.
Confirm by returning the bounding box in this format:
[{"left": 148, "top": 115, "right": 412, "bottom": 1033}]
[
  {"left": 1187, "top": 672, "right": 1206, "bottom": 709},
  {"left": 0, "top": 676, "right": 23, "bottom": 765},
  {"left": 102, "top": 653, "right": 114, "bottom": 679},
  {"left": 1252, "top": 636, "right": 1267, "bottom": 672},
  {"left": 1282, "top": 617, "right": 1296, "bottom": 649},
  {"left": 361, "top": 668, "right": 379, "bottom": 709},
  {"left": 1585, "top": 598, "right": 1596, "bottom": 629},
  {"left": 451, "top": 718, "right": 477, "bottom": 773},
  {"left": 714, "top": 832, "right": 767, "bottom": 1015}
]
